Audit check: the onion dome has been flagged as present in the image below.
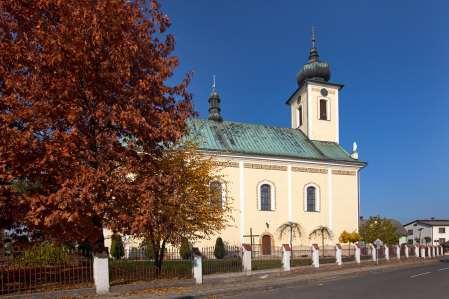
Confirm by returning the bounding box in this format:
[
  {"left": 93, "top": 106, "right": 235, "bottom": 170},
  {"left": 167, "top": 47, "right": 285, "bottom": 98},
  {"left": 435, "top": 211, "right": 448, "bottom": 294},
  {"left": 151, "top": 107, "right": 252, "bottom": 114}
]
[{"left": 296, "top": 28, "right": 331, "bottom": 87}]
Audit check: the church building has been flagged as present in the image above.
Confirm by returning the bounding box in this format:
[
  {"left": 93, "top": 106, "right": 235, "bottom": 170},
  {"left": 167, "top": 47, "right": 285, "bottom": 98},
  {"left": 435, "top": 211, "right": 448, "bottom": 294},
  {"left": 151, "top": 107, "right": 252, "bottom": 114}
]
[{"left": 188, "top": 32, "right": 367, "bottom": 250}]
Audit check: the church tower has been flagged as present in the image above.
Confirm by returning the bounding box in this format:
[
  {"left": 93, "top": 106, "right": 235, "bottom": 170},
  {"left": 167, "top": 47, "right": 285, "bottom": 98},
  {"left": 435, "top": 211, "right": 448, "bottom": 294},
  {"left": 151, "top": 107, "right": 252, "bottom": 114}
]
[{"left": 287, "top": 29, "right": 343, "bottom": 143}]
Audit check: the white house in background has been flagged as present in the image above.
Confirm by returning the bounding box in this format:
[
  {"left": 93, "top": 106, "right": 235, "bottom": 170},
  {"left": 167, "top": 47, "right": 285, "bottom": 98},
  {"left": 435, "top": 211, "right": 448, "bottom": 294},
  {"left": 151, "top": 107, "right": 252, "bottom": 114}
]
[{"left": 404, "top": 219, "right": 449, "bottom": 245}]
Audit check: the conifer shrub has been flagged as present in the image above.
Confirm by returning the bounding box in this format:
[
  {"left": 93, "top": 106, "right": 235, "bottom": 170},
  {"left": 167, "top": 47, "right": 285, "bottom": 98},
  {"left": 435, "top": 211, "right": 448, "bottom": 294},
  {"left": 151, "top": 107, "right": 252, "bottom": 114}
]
[
  {"left": 179, "top": 238, "right": 192, "bottom": 260},
  {"left": 110, "top": 234, "right": 125, "bottom": 260},
  {"left": 214, "top": 237, "right": 226, "bottom": 259}
]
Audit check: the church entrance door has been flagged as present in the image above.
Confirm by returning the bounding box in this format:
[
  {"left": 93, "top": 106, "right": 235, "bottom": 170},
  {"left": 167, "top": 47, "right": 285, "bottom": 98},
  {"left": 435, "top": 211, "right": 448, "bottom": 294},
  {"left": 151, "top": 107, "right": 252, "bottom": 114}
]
[{"left": 261, "top": 235, "right": 272, "bottom": 255}]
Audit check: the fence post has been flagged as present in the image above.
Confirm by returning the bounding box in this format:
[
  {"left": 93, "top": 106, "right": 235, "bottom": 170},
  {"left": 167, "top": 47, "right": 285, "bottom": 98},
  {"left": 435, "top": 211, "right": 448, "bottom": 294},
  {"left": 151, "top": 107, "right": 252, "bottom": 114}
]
[
  {"left": 355, "top": 243, "right": 361, "bottom": 264},
  {"left": 93, "top": 251, "right": 110, "bottom": 295},
  {"left": 335, "top": 244, "right": 342, "bottom": 266},
  {"left": 282, "top": 244, "right": 291, "bottom": 271},
  {"left": 433, "top": 246, "right": 437, "bottom": 258},
  {"left": 384, "top": 245, "right": 389, "bottom": 261},
  {"left": 440, "top": 246, "right": 444, "bottom": 256},
  {"left": 395, "top": 245, "right": 400, "bottom": 260},
  {"left": 414, "top": 245, "right": 419, "bottom": 258},
  {"left": 192, "top": 247, "right": 203, "bottom": 284},
  {"left": 311, "top": 244, "right": 320, "bottom": 268},
  {"left": 420, "top": 246, "right": 426, "bottom": 258},
  {"left": 404, "top": 245, "right": 409, "bottom": 258},
  {"left": 242, "top": 244, "right": 252, "bottom": 274},
  {"left": 369, "top": 244, "right": 376, "bottom": 262}
]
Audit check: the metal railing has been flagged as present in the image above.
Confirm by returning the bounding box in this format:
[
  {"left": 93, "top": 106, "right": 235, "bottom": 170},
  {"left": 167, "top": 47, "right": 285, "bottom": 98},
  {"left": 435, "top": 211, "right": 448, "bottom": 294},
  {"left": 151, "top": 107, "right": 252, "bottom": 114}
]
[
  {"left": 0, "top": 250, "right": 93, "bottom": 296},
  {"left": 109, "top": 247, "right": 192, "bottom": 285},
  {"left": 200, "top": 245, "right": 242, "bottom": 275},
  {"left": 250, "top": 245, "right": 282, "bottom": 270}
]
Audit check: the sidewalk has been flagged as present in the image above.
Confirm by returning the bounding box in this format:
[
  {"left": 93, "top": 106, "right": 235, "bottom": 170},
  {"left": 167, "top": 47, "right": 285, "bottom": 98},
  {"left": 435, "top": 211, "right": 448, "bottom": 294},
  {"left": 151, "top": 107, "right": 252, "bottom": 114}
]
[{"left": 5, "top": 257, "right": 441, "bottom": 299}]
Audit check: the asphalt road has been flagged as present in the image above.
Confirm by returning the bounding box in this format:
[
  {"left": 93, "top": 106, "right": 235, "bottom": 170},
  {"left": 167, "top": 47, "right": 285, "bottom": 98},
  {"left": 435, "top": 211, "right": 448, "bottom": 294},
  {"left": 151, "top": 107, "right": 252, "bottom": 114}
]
[{"left": 225, "top": 259, "right": 449, "bottom": 299}]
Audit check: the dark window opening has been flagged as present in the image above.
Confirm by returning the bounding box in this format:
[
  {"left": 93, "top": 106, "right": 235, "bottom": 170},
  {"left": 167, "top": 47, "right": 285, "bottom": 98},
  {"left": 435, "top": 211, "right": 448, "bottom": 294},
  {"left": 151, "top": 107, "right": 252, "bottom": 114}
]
[
  {"left": 260, "top": 184, "right": 271, "bottom": 211},
  {"left": 319, "top": 99, "right": 328, "bottom": 120},
  {"left": 298, "top": 106, "right": 303, "bottom": 127},
  {"left": 306, "top": 186, "right": 316, "bottom": 212}
]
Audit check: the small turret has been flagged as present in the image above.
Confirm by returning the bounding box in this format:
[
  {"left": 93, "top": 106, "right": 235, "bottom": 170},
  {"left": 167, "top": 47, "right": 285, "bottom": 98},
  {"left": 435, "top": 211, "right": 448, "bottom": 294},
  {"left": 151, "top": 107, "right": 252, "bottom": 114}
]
[{"left": 208, "top": 75, "right": 223, "bottom": 122}]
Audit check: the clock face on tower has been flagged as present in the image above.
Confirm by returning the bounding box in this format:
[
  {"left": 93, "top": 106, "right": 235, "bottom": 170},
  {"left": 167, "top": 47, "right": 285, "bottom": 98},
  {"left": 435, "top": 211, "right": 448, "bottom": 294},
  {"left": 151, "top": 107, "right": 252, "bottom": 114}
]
[{"left": 320, "top": 88, "right": 328, "bottom": 97}]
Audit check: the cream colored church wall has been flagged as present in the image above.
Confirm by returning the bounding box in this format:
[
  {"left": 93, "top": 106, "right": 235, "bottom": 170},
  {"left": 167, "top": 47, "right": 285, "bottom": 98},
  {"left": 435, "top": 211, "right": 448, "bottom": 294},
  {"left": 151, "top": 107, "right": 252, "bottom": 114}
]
[
  {"left": 290, "top": 87, "right": 308, "bottom": 133},
  {"left": 306, "top": 83, "right": 339, "bottom": 143},
  {"left": 241, "top": 163, "right": 289, "bottom": 247},
  {"left": 291, "top": 168, "right": 329, "bottom": 245},
  {"left": 194, "top": 157, "right": 361, "bottom": 248},
  {"left": 331, "top": 169, "right": 359, "bottom": 237},
  {"left": 195, "top": 163, "right": 241, "bottom": 248}
]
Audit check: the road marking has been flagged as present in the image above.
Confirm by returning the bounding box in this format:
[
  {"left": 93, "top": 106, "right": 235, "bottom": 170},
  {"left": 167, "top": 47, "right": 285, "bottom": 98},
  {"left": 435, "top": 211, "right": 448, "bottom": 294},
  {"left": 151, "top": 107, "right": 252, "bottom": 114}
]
[
  {"left": 438, "top": 267, "right": 449, "bottom": 271},
  {"left": 410, "top": 272, "right": 431, "bottom": 278}
]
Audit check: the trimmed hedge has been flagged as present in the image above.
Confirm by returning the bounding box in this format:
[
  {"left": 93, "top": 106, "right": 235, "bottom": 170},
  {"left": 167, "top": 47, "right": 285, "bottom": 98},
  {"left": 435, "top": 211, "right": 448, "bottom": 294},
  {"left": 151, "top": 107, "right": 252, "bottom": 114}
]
[
  {"left": 252, "top": 259, "right": 282, "bottom": 270},
  {"left": 320, "top": 257, "right": 336, "bottom": 264},
  {"left": 291, "top": 258, "right": 312, "bottom": 267}
]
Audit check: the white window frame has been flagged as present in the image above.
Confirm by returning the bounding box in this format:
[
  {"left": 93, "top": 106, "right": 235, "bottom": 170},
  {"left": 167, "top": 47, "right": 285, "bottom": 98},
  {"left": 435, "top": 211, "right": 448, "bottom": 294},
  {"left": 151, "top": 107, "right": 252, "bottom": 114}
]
[
  {"left": 304, "top": 183, "right": 320, "bottom": 212},
  {"left": 210, "top": 180, "right": 226, "bottom": 208},
  {"left": 297, "top": 105, "right": 303, "bottom": 128},
  {"left": 257, "top": 180, "right": 276, "bottom": 211},
  {"left": 318, "top": 98, "right": 331, "bottom": 121}
]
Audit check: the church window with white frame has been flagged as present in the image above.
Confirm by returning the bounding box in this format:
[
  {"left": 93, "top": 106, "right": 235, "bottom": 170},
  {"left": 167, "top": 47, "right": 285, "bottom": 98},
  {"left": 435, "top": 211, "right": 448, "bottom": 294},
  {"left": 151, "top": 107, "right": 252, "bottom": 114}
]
[
  {"left": 258, "top": 181, "right": 275, "bottom": 211},
  {"left": 298, "top": 105, "right": 303, "bottom": 127},
  {"left": 304, "top": 183, "right": 320, "bottom": 212},
  {"left": 319, "top": 99, "right": 329, "bottom": 120},
  {"left": 210, "top": 181, "right": 224, "bottom": 207}
]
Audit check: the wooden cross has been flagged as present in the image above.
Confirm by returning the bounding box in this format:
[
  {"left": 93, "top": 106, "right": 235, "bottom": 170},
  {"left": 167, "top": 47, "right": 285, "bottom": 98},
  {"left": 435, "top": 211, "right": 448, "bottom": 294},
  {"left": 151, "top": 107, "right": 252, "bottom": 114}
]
[{"left": 243, "top": 227, "right": 259, "bottom": 257}]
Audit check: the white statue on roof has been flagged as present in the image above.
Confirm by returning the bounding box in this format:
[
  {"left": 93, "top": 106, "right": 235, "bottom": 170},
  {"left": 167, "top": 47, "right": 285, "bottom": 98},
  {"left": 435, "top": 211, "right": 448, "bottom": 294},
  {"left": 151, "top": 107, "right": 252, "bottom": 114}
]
[{"left": 351, "top": 141, "right": 359, "bottom": 160}]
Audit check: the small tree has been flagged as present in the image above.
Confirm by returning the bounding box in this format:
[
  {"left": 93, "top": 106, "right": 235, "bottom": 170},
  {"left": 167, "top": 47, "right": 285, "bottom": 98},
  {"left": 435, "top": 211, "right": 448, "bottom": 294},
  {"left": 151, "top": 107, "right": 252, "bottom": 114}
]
[
  {"left": 339, "top": 231, "right": 351, "bottom": 244},
  {"left": 119, "top": 143, "right": 231, "bottom": 271},
  {"left": 277, "top": 222, "right": 303, "bottom": 250},
  {"left": 110, "top": 234, "right": 125, "bottom": 260},
  {"left": 339, "top": 230, "right": 360, "bottom": 253},
  {"left": 424, "top": 237, "right": 431, "bottom": 244},
  {"left": 179, "top": 238, "right": 192, "bottom": 260},
  {"left": 214, "top": 237, "right": 226, "bottom": 259},
  {"left": 359, "top": 216, "right": 399, "bottom": 245},
  {"left": 309, "top": 226, "right": 333, "bottom": 257}
]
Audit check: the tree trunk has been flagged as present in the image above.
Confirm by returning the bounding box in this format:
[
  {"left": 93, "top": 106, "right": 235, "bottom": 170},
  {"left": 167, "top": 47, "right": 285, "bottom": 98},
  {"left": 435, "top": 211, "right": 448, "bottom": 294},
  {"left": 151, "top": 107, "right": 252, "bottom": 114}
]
[
  {"left": 289, "top": 228, "right": 293, "bottom": 259},
  {"left": 322, "top": 236, "right": 324, "bottom": 257},
  {"left": 152, "top": 240, "right": 166, "bottom": 276},
  {"left": 91, "top": 226, "right": 106, "bottom": 256}
]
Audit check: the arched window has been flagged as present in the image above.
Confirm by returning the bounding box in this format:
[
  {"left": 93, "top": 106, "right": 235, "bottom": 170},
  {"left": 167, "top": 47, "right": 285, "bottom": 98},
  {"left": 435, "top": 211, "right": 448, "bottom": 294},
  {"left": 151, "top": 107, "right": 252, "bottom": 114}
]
[
  {"left": 304, "top": 183, "right": 320, "bottom": 212},
  {"left": 307, "top": 186, "right": 316, "bottom": 211},
  {"left": 210, "top": 181, "right": 223, "bottom": 207},
  {"left": 319, "top": 99, "right": 328, "bottom": 120},
  {"left": 298, "top": 105, "right": 303, "bottom": 127},
  {"left": 260, "top": 184, "right": 271, "bottom": 211}
]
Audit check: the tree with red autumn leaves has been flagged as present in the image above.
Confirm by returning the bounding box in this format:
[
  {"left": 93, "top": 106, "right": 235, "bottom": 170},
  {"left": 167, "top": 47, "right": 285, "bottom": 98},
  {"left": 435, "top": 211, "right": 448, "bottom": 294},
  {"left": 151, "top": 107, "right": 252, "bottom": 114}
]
[{"left": 0, "top": 0, "right": 193, "bottom": 253}]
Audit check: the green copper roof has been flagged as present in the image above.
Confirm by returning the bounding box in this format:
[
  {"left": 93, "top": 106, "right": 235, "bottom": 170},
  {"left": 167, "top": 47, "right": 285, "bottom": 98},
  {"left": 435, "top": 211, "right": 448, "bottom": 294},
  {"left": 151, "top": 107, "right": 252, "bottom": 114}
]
[{"left": 186, "top": 118, "right": 364, "bottom": 165}]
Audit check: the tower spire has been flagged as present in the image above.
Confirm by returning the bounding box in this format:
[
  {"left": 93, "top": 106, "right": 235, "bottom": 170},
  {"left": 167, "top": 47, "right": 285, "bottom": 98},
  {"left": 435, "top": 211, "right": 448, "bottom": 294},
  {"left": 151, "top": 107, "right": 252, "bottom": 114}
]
[
  {"left": 311, "top": 26, "right": 316, "bottom": 49},
  {"left": 308, "top": 26, "right": 319, "bottom": 62},
  {"left": 208, "top": 75, "right": 223, "bottom": 122}
]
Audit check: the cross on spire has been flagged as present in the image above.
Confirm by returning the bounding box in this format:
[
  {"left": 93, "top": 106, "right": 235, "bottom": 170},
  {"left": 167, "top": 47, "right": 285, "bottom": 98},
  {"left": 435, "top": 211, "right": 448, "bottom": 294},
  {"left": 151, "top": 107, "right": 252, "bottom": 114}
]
[{"left": 311, "top": 26, "right": 317, "bottom": 49}]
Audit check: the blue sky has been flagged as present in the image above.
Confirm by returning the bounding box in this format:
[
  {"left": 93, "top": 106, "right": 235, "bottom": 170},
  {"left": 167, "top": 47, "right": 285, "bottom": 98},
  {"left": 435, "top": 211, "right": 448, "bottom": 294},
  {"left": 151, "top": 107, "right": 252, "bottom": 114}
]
[{"left": 162, "top": 0, "right": 449, "bottom": 223}]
